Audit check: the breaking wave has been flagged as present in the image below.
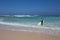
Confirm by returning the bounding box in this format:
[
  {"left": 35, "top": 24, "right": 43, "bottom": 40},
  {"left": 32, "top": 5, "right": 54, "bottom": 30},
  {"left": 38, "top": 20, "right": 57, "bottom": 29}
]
[
  {"left": 0, "top": 15, "right": 39, "bottom": 17},
  {"left": 0, "top": 21, "right": 60, "bottom": 30},
  {"left": 14, "top": 15, "right": 39, "bottom": 17},
  {"left": 0, "top": 21, "right": 60, "bottom": 35}
]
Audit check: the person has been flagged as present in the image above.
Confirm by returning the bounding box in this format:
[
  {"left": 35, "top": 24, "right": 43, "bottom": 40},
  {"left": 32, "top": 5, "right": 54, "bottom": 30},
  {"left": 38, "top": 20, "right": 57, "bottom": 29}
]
[
  {"left": 41, "top": 20, "right": 43, "bottom": 26},
  {"left": 37, "top": 19, "right": 44, "bottom": 26}
]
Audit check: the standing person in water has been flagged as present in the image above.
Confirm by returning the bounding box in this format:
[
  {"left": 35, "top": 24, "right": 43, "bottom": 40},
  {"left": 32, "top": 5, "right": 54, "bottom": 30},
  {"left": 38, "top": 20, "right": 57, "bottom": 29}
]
[
  {"left": 41, "top": 20, "right": 43, "bottom": 26},
  {"left": 37, "top": 19, "right": 44, "bottom": 26}
]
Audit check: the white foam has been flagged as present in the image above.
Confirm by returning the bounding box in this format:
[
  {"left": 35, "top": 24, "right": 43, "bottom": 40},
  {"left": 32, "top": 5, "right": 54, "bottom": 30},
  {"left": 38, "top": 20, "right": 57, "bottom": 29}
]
[
  {"left": 14, "top": 15, "right": 39, "bottom": 17},
  {"left": 0, "top": 21, "right": 60, "bottom": 30},
  {"left": 0, "top": 21, "right": 36, "bottom": 27},
  {"left": 0, "top": 21, "right": 60, "bottom": 35},
  {"left": 6, "top": 29, "right": 39, "bottom": 32}
]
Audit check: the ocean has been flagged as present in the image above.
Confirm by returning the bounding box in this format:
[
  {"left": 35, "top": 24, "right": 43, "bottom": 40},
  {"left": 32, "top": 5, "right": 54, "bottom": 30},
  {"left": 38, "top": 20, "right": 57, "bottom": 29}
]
[
  {"left": 0, "top": 15, "right": 60, "bottom": 35},
  {"left": 0, "top": 15, "right": 60, "bottom": 27}
]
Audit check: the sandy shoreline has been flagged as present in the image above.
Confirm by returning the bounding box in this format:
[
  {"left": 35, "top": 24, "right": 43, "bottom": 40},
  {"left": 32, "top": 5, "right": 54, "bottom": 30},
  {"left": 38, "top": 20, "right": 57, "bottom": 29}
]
[
  {"left": 0, "top": 28, "right": 60, "bottom": 40},
  {"left": 0, "top": 24, "right": 60, "bottom": 40}
]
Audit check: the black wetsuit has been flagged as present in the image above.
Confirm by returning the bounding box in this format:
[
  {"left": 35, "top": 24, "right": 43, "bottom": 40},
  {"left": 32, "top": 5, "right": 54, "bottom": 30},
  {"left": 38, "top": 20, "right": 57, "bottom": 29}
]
[{"left": 41, "top": 20, "right": 43, "bottom": 26}]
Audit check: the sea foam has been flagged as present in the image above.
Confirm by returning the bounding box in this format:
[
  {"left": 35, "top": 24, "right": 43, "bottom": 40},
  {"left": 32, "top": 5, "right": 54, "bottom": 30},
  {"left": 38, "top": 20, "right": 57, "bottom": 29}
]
[
  {"left": 14, "top": 15, "right": 39, "bottom": 17},
  {"left": 0, "top": 21, "right": 60, "bottom": 30},
  {"left": 0, "top": 21, "right": 60, "bottom": 35}
]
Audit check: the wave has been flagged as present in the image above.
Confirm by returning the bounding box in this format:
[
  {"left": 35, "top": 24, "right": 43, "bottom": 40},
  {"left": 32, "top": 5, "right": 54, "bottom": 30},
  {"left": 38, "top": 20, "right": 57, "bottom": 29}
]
[
  {"left": 0, "top": 21, "right": 60, "bottom": 30},
  {"left": 14, "top": 15, "right": 39, "bottom": 17},
  {"left": 0, "top": 21, "right": 60, "bottom": 35},
  {"left": 0, "top": 21, "right": 36, "bottom": 27},
  {"left": 0, "top": 15, "right": 39, "bottom": 17}
]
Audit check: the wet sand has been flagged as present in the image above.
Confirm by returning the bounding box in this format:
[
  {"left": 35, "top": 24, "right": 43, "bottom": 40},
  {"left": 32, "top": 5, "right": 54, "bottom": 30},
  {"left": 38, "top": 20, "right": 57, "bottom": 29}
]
[{"left": 0, "top": 24, "right": 60, "bottom": 40}]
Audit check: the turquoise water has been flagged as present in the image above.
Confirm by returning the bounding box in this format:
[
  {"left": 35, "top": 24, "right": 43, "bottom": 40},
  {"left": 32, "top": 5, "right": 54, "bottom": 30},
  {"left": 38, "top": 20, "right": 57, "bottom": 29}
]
[
  {"left": 0, "top": 15, "right": 60, "bottom": 35},
  {"left": 0, "top": 15, "right": 60, "bottom": 27}
]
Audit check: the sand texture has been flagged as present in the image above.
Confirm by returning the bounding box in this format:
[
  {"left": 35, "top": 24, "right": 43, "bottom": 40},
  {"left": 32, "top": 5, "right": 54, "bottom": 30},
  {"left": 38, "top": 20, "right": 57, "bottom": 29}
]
[{"left": 0, "top": 28, "right": 60, "bottom": 40}]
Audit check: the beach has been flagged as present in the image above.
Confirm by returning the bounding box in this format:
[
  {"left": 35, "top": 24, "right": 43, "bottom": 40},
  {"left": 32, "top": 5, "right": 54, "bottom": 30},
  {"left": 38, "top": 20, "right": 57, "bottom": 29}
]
[
  {"left": 0, "top": 24, "right": 60, "bottom": 40},
  {"left": 0, "top": 0, "right": 60, "bottom": 40},
  {"left": 0, "top": 15, "right": 60, "bottom": 40}
]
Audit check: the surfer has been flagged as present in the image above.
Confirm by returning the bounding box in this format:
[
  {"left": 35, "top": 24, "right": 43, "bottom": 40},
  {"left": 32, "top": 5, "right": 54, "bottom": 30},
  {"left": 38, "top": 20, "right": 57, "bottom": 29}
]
[{"left": 37, "top": 19, "right": 44, "bottom": 26}]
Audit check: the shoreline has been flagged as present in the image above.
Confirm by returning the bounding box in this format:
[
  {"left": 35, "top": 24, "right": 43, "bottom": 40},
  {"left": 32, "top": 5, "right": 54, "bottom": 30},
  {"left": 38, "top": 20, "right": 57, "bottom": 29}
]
[
  {"left": 0, "top": 23, "right": 60, "bottom": 36},
  {"left": 0, "top": 27, "right": 60, "bottom": 40},
  {"left": 0, "top": 24, "right": 60, "bottom": 40}
]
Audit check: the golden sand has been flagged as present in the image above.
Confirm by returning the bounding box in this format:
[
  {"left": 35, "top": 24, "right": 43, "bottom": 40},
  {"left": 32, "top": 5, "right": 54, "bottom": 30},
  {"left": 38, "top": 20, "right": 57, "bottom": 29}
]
[{"left": 0, "top": 28, "right": 60, "bottom": 40}]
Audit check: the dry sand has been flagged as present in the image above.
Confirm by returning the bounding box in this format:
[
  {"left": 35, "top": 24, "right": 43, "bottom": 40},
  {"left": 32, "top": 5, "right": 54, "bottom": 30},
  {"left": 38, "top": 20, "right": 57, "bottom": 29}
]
[{"left": 0, "top": 24, "right": 60, "bottom": 40}]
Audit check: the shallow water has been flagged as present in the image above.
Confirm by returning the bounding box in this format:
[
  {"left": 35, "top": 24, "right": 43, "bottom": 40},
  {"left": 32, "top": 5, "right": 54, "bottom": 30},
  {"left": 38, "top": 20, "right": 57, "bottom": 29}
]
[
  {"left": 0, "top": 15, "right": 60, "bottom": 27},
  {"left": 0, "top": 15, "right": 60, "bottom": 35}
]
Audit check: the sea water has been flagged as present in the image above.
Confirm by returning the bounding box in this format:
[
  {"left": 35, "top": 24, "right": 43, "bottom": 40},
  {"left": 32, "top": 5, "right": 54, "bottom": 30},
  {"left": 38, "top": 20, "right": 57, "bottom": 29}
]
[
  {"left": 0, "top": 15, "right": 60, "bottom": 27},
  {"left": 0, "top": 15, "right": 60, "bottom": 35}
]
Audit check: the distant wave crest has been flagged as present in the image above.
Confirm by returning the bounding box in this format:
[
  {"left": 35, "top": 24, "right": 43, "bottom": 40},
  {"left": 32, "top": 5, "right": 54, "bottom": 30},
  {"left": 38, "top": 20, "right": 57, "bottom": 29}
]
[
  {"left": 14, "top": 15, "right": 39, "bottom": 17},
  {"left": 0, "top": 15, "right": 39, "bottom": 17}
]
